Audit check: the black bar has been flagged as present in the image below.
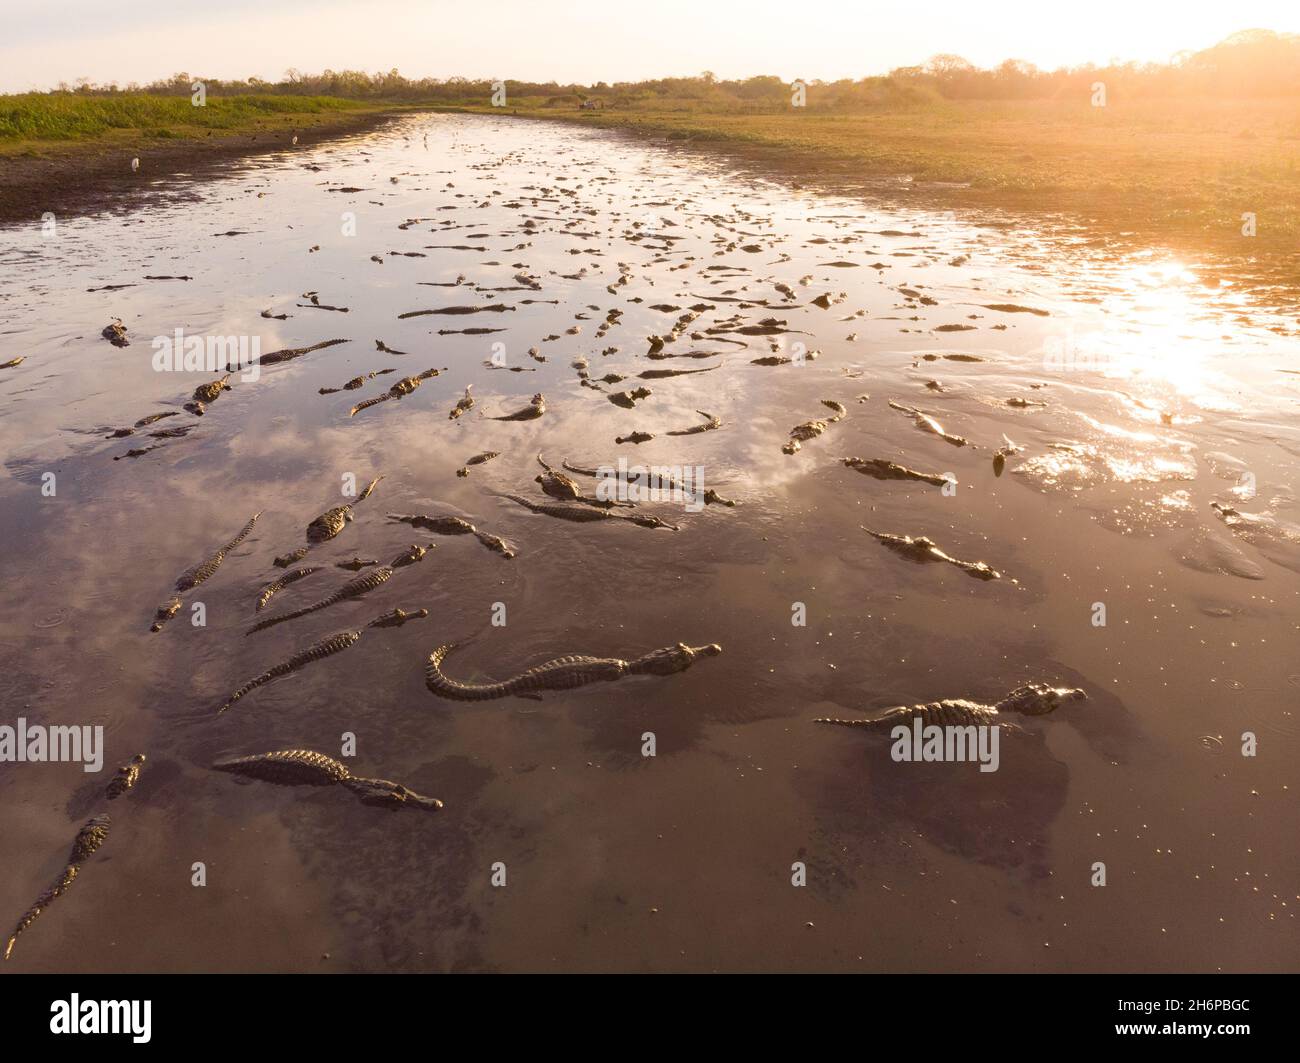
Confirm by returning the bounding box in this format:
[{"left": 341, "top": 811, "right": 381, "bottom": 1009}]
[{"left": 0, "top": 974, "right": 1289, "bottom": 1049}]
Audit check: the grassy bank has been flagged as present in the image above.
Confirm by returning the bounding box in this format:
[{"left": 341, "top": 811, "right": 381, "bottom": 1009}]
[
  {"left": 445, "top": 96, "right": 1300, "bottom": 254},
  {"left": 4, "top": 90, "right": 1297, "bottom": 261},
  {"left": 0, "top": 94, "right": 411, "bottom": 226},
  {"left": 0, "top": 93, "right": 387, "bottom": 155}
]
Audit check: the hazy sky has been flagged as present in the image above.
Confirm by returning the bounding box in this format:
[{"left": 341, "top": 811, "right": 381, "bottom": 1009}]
[{"left": 1, "top": 0, "right": 1296, "bottom": 92}]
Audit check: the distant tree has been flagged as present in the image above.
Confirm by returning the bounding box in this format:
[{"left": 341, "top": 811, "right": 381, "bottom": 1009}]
[{"left": 925, "top": 54, "right": 975, "bottom": 77}]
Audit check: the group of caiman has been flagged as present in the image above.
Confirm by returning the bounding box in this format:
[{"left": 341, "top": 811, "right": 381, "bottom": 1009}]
[
  {"left": 7, "top": 427, "right": 1087, "bottom": 962},
  {"left": 6, "top": 147, "right": 1102, "bottom": 966}
]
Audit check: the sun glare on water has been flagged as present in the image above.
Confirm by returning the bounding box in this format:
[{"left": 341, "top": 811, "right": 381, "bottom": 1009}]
[{"left": 1080, "top": 257, "right": 1255, "bottom": 413}]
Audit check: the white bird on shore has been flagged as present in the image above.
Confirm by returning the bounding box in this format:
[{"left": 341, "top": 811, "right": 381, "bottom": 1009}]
[{"left": 130, "top": 157, "right": 139, "bottom": 172}]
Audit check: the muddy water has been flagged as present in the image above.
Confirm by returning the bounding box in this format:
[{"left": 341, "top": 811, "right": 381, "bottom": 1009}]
[{"left": 1, "top": 113, "right": 1297, "bottom": 973}]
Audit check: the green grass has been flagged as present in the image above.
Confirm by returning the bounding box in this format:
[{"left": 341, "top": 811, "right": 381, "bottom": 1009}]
[{"left": 0, "top": 93, "right": 370, "bottom": 145}]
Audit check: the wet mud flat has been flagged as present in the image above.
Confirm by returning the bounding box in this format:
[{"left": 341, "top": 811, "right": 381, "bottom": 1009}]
[{"left": 0, "top": 113, "right": 1297, "bottom": 973}]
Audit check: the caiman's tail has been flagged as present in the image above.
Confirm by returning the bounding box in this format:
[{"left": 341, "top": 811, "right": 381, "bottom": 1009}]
[
  {"left": 427, "top": 643, "right": 476, "bottom": 697},
  {"left": 812, "top": 716, "right": 880, "bottom": 729},
  {"left": 426, "top": 642, "right": 515, "bottom": 701}
]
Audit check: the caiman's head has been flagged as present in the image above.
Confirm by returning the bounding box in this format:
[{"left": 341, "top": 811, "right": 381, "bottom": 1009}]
[
  {"left": 997, "top": 682, "right": 1087, "bottom": 716},
  {"left": 635, "top": 642, "right": 723, "bottom": 676},
  {"left": 349, "top": 778, "right": 443, "bottom": 812}
]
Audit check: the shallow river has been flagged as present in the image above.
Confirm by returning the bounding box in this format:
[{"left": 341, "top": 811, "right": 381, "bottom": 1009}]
[{"left": 0, "top": 113, "right": 1297, "bottom": 972}]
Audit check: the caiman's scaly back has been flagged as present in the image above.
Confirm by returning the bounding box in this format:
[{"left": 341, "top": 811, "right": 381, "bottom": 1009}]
[
  {"left": 815, "top": 682, "right": 1086, "bottom": 731},
  {"left": 213, "top": 750, "right": 442, "bottom": 811},
  {"left": 426, "top": 640, "right": 722, "bottom": 701}
]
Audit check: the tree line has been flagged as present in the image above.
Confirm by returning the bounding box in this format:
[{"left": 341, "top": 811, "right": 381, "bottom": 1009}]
[{"left": 43, "top": 30, "right": 1300, "bottom": 105}]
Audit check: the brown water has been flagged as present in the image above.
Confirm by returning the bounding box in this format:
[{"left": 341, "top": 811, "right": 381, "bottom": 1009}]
[{"left": 1, "top": 113, "right": 1297, "bottom": 973}]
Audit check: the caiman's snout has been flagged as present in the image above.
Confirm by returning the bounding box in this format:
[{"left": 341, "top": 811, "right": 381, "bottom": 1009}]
[
  {"left": 1061, "top": 687, "right": 1088, "bottom": 708},
  {"left": 1028, "top": 685, "right": 1088, "bottom": 715},
  {"left": 395, "top": 785, "right": 444, "bottom": 812},
  {"left": 1049, "top": 686, "right": 1087, "bottom": 710},
  {"left": 632, "top": 642, "right": 724, "bottom": 676},
  {"left": 355, "top": 781, "right": 443, "bottom": 811}
]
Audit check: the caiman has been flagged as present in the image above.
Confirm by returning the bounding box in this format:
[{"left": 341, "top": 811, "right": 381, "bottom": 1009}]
[
  {"left": 388, "top": 513, "right": 516, "bottom": 558},
  {"left": 863, "top": 527, "right": 1004, "bottom": 581},
  {"left": 456, "top": 450, "right": 499, "bottom": 477},
  {"left": 253, "top": 338, "right": 348, "bottom": 368},
  {"left": 174, "top": 512, "right": 260, "bottom": 593},
  {"left": 192, "top": 374, "right": 232, "bottom": 404},
  {"left": 356, "top": 477, "right": 384, "bottom": 502},
  {"left": 152, "top": 512, "right": 261, "bottom": 631},
  {"left": 213, "top": 750, "right": 442, "bottom": 811},
  {"left": 561, "top": 458, "right": 736, "bottom": 508},
  {"left": 888, "top": 401, "right": 968, "bottom": 447},
  {"left": 449, "top": 386, "right": 474, "bottom": 419},
  {"left": 136, "top": 412, "right": 177, "bottom": 428},
  {"left": 101, "top": 319, "right": 129, "bottom": 347},
  {"left": 500, "top": 494, "right": 677, "bottom": 530},
  {"left": 151, "top": 598, "right": 182, "bottom": 631},
  {"left": 608, "top": 387, "right": 652, "bottom": 409},
  {"left": 489, "top": 393, "right": 546, "bottom": 421},
  {"left": 368, "top": 607, "right": 429, "bottom": 628},
  {"left": 305, "top": 476, "right": 383, "bottom": 544},
  {"left": 256, "top": 566, "right": 319, "bottom": 611},
  {"left": 536, "top": 454, "right": 630, "bottom": 508},
  {"left": 217, "top": 629, "right": 363, "bottom": 713},
  {"left": 992, "top": 435, "right": 1021, "bottom": 477},
  {"left": 398, "top": 304, "right": 515, "bottom": 319},
  {"left": 783, "top": 400, "right": 846, "bottom": 454},
  {"left": 307, "top": 506, "right": 353, "bottom": 544},
  {"left": 248, "top": 566, "right": 397, "bottom": 633},
  {"left": 666, "top": 411, "right": 722, "bottom": 436},
  {"left": 637, "top": 365, "right": 719, "bottom": 380},
  {"left": 6, "top": 750, "right": 145, "bottom": 960},
  {"left": 1211, "top": 502, "right": 1247, "bottom": 522},
  {"left": 843, "top": 457, "right": 952, "bottom": 487},
  {"left": 390, "top": 543, "right": 430, "bottom": 568},
  {"left": 5, "top": 815, "right": 112, "bottom": 961},
  {"left": 815, "top": 683, "right": 1086, "bottom": 731},
  {"left": 105, "top": 754, "right": 146, "bottom": 800},
  {"left": 535, "top": 454, "right": 584, "bottom": 501},
  {"left": 349, "top": 369, "right": 442, "bottom": 417},
  {"left": 426, "top": 640, "right": 722, "bottom": 701},
  {"left": 320, "top": 372, "right": 377, "bottom": 395}
]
